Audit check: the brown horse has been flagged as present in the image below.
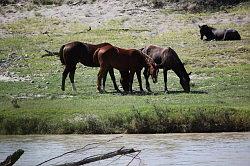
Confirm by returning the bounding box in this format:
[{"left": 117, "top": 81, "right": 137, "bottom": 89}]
[
  {"left": 94, "top": 45, "right": 159, "bottom": 93},
  {"left": 199, "top": 25, "right": 241, "bottom": 41},
  {"left": 141, "top": 45, "right": 191, "bottom": 93},
  {"left": 59, "top": 41, "right": 126, "bottom": 92}
]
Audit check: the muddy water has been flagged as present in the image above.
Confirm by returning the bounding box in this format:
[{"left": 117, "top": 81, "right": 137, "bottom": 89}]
[{"left": 0, "top": 133, "right": 249, "bottom": 166}]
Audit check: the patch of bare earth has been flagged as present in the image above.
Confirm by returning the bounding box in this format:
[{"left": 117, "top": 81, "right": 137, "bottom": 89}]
[{"left": 0, "top": 0, "right": 249, "bottom": 36}]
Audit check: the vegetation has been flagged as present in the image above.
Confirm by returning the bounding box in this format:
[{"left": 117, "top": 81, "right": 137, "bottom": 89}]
[
  {"left": 150, "top": 0, "right": 248, "bottom": 12},
  {"left": 0, "top": 0, "right": 96, "bottom": 6},
  {"left": 0, "top": 2, "right": 249, "bottom": 134}
]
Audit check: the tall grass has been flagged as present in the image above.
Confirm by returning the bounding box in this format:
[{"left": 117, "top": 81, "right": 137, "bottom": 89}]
[{"left": 0, "top": 105, "right": 249, "bottom": 134}]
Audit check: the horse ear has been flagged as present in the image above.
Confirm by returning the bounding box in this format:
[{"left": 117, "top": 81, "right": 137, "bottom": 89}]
[
  {"left": 188, "top": 72, "right": 192, "bottom": 75},
  {"left": 198, "top": 25, "right": 201, "bottom": 28}
]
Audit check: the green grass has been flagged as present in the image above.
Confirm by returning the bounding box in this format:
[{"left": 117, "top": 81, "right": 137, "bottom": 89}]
[{"left": 0, "top": 3, "right": 250, "bottom": 134}]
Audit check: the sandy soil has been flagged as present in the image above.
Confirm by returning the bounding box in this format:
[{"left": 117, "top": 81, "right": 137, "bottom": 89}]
[
  {"left": 0, "top": 0, "right": 249, "bottom": 82},
  {"left": 1, "top": 0, "right": 249, "bottom": 35}
]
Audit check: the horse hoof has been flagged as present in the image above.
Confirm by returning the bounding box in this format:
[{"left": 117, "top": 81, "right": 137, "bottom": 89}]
[
  {"left": 139, "top": 90, "right": 145, "bottom": 94},
  {"left": 98, "top": 89, "right": 106, "bottom": 94},
  {"left": 122, "top": 91, "right": 129, "bottom": 95}
]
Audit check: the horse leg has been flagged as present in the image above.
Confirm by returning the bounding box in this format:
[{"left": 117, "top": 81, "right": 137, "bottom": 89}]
[
  {"left": 69, "top": 66, "right": 77, "bottom": 92},
  {"left": 119, "top": 71, "right": 130, "bottom": 93},
  {"left": 97, "top": 67, "right": 107, "bottom": 93},
  {"left": 143, "top": 68, "right": 151, "bottom": 92},
  {"left": 102, "top": 69, "right": 108, "bottom": 92},
  {"left": 163, "top": 69, "right": 168, "bottom": 93},
  {"left": 103, "top": 69, "right": 110, "bottom": 92},
  {"left": 62, "top": 67, "right": 70, "bottom": 91},
  {"left": 136, "top": 70, "right": 144, "bottom": 92},
  {"left": 108, "top": 68, "right": 120, "bottom": 92},
  {"left": 129, "top": 71, "right": 135, "bottom": 93}
]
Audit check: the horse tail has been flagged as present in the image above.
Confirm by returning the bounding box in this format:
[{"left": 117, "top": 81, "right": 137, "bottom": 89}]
[
  {"left": 59, "top": 45, "right": 66, "bottom": 65},
  {"left": 93, "top": 48, "right": 100, "bottom": 65},
  {"left": 41, "top": 50, "right": 60, "bottom": 58}
]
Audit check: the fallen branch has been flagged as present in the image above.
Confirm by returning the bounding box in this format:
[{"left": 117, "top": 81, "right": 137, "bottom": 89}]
[
  {"left": 0, "top": 149, "right": 24, "bottom": 166},
  {"left": 105, "top": 28, "right": 150, "bottom": 32},
  {"left": 41, "top": 50, "right": 59, "bottom": 58},
  {"left": 55, "top": 147, "right": 141, "bottom": 166},
  {"left": 36, "top": 136, "right": 123, "bottom": 166}
]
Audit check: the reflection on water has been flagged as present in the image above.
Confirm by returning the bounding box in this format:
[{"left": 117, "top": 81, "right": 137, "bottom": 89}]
[{"left": 0, "top": 133, "right": 249, "bottom": 166}]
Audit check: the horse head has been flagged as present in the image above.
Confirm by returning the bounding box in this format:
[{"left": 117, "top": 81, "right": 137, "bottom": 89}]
[
  {"left": 199, "top": 25, "right": 214, "bottom": 40},
  {"left": 148, "top": 58, "right": 159, "bottom": 83},
  {"left": 180, "top": 71, "right": 191, "bottom": 93}
]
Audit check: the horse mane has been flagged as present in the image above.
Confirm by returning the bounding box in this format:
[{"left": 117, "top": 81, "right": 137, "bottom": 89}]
[
  {"left": 140, "top": 51, "right": 155, "bottom": 67},
  {"left": 167, "top": 47, "right": 189, "bottom": 78}
]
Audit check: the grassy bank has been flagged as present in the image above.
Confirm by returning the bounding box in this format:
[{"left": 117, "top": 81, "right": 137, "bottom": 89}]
[
  {"left": 1, "top": 105, "right": 249, "bottom": 134},
  {"left": 0, "top": 2, "right": 250, "bottom": 134}
]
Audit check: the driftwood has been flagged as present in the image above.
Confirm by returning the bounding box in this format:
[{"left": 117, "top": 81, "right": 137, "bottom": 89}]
[
  {"left": 36, "top": 136, "right": 127, "bottom": 166},
  {"left": 35, "top": 141, "right": 107, "bottom": 166},
  {"left": 0, "top": 149, "right": 24, "bottom": 166},
  {"left": 55, "top": 147, "right": 140, "bottom": 166}
]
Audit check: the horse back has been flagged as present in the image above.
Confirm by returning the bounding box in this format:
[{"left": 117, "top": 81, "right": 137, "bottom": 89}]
[
  {"left": 116, "top": 47, "right": 145, "bottom": 70},
  {"left": 97, "top": 46, "right": 145, "bottom": 71},
  {"left": 61, "top": 41, "right": 88, "bottom": 66},
  {"left": 83, "top": 43, "right": 112, "bottom": 67},
  {"left": 224, "top": 29, "right": 241, "bottom": 40},
  {"left": 143, "top": 45, "right": 181, "bottom": 69},
  {"left": 94, "top": 44, "right": 118, "bottom": 65},
  {"left": 142, "top": 45, "right": 164, "bottom": 63},
  {"left": 86, "top": 43, "right": 111, "bottom": 55}
]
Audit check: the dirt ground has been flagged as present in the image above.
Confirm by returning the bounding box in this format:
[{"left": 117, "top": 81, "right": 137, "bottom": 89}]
[{"left": 0, "top": 0, "right": 249, "bottom": 37}]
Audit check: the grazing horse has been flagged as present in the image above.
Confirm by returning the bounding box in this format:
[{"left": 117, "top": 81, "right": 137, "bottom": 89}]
[
  {"left": 94, "top": 45, "right": 159, "bottom": 93},
  {"left": 199, "top": 25, "right": 241, "bottom": 41},
  {"left": 59, "top": 42, "right": 125, "bottom": 92},
  {"left": 141, "top": 45, "right": 191, "bottom": 93}
]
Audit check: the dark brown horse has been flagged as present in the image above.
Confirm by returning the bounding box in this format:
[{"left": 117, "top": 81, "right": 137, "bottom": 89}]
[
  {"left": 94, "top": 45, "right": 159, "bottom": 93},
  {"left": 199, "top": 25, "right": 241, "bottom": 41},
  {"left": 141, "top": 45, "right": 191, "bottom": 93},
  {"left": 59, "top": 41, "right": 126, "bottom": 92}
]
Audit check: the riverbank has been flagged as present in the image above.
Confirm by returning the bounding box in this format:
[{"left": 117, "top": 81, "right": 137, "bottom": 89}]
[
  {"left": 0, "top": 0, "right": 250, "bottom": 134},
  {"left": 0, "top": 104, "right": 249, "bottom": 134}
]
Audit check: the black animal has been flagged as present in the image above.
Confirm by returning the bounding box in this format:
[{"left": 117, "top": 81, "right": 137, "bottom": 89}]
[
  {"left": 199, "top": 25, "right": 241, "bottom": 41},
  {"left": 141, "top": 45, "right": 191, "bottom": 93}
]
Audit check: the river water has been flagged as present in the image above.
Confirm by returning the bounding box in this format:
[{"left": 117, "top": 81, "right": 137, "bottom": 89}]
[{"left": 0, "top": 132, "right": 249, "bottom": 166}]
